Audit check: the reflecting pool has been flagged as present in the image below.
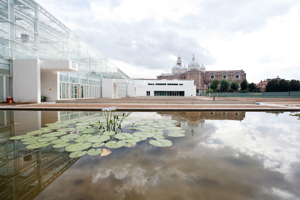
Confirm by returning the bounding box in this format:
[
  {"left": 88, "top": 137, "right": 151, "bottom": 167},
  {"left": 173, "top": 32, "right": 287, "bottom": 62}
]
[{"left": 0, "top": 110, "right": 300, "bottom": 200}]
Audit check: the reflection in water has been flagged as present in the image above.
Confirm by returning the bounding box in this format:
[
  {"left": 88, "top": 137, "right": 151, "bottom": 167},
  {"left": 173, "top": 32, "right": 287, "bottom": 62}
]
[{"left": 0, "top": 111, "right": 299, "bottom": 200}]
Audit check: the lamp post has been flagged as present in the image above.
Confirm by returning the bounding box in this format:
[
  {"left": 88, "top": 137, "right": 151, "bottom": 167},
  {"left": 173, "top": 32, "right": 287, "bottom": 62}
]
[{"left": 209, "top": 84, "right": 210, "bottom": 97}]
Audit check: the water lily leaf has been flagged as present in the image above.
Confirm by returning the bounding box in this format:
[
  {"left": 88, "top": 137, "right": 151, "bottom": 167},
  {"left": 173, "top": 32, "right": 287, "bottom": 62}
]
[
  {"left": 87, "top": 135, "right": 110, "bottom": 143},
  {"left": 125, "top": 142, "right": 137, "bottom": 147},
  {"left": 41, "top": 132, "right": 67, "bottom": 137},
  {"left": 103, "top": 131, "right": 115, "bottom": 136},
  {"left": 149, "top": 139, "right": 172, "bottom": 147},
  {"left": 75, "top": 134, "right": 93, "bottom": 143},
  {"left": 92, "top": 142, "right": 105, "bottom": 148},
  {"left": 51, "top": 138, "right": 70, "bottom": 144},
  {"left": 38, "top": 137, "right": 58, "bottom": 142},
  {"left": 133, "top": 132, "right": 154, "bottom": 138},
  {"left": 27, "top": 130, "right": 43, "bottom": 136},
  {"left": 21, "top": 137, "right": 38, "bottom": 142},
  {"left": 39, "top": 127, "right": 52, "bottom": 133},
  {"left": 168, "top": 132, "right": 185, "bottom": 137},
  {"left": 26, "top": 143, "right": 50, "bottom": 149},
  {"left": 154, "top": 135, "right": 165, "bottom": 140},
  {"left": 166, "top": 127, "right": 182, "bottom": 131},
  {"left": 124, "top": 137, "right": 142, "bottom": 143},
  {"left": 10, "top": 135, "right": 31, "bottom": 140},
  {"left": 69, "top": 151, "right": 87, "bottom": 158},
  {"left": 61, "top": 134, "right": 80, "bottom": 139},
  {"left": 114, "top": 133, "right": 134, "bottom": 140},
  {"left": 23, "top": 140, "right": 39, "bottom": 145},
  {"left": 105, "top": 141, "right": 125, "bottom": 148},
  {"left": 87, "top": 148, "right": 102, "bottom": 156},
  {"left": 65, "top": 142, "right": 92, "bottom": 152},
  {"left": 81, "top": 129, "right": 95, "bottom": 134},
  {"left": 53, "top": 142, "right": 70, "bottom": 148},
  {"left": 100, "top": 148, "right": 112, "bottom": 156}
]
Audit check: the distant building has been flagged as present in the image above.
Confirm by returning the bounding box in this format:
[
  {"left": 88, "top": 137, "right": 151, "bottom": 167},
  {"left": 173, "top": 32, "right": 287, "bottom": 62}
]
[
  {"left": 157, "top": 55, "right": 246, "bottom": 93},
  {"left": 257, "top": 76, "right": 281, "bottom": 92}
]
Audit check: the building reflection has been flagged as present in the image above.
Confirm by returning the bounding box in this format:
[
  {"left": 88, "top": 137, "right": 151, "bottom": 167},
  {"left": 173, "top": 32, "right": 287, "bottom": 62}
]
[{"left": 157, "top": 111, "right": 245, "bottom": 134}]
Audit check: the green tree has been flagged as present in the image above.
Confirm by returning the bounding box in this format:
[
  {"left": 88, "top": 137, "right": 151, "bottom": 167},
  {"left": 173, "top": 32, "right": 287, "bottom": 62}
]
[
  {"left": 240, "top": 79, "right": 248, "bottom": 90},
  {"left": 266, "top": 79, "right": 279, "bottom": 92},
  {"left": 230, "top": 81, "right": 239, "bottom": 91},
  {"left": 205, "top": 89, "right": 214, "bottom": 94},
  {"left": 248, "top": 82, "right": 257, "bottom": 92},
  {"left": 290, "top": 79, "right": 300, "bottom": 91},
  {"left": 220, "top": 79, "right": 229, "bottom": 92},
  {"left": 210, "top": 79, "right": 219, "bottom": 91},
  {"left": 279, "top": 79, "right": 290, "bottom": 92}
]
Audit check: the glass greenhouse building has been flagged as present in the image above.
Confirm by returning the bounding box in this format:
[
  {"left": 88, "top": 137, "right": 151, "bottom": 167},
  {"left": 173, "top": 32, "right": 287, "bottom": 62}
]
[{"left": 0, "top": 0, "right": 132, "bottom": 102}]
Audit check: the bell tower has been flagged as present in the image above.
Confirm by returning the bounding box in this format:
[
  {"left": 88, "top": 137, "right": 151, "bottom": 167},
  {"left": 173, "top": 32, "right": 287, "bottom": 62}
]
[{"left": 177, "top": 55, "right": 182, "bottom": 67}]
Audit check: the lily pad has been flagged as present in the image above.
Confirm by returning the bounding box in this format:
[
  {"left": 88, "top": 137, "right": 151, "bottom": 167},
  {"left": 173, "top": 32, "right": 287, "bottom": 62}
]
[
  {"left": 114, "top": 133, "right": 134, "bottom": 140},
  {"left": 100, "top": 148, "right": 112, "bottom": 156},
  {"left": 92, "top": 142, "right": 105, "bottom": 148},
  {"left": 21, "top": 137, "right": 38, "bottom": 142},
  {"left": 26, "top": 143, "right": 50, "bottom": 149},
  {"left": 133, "top": 132, "right": 154, "bottom": 138},
  {"left": 124, "top": 137, "right": 142, "bottom": 143},
  {"left": 38, "top": 137, "right": 58, "bottom": 142},
  {"left": 75, "top": 134, "right": 93, "bottom": 143},
  {"left": 105, "top": 141, "right": 126, "bottom": 148},
  {"left": 27, "top": 130, "right": 43, "bottom": 136},
  {"left": 23, "top": 140, "right": 39, "bottom": 145},
  {"left": 154, "top": 135, "right": 165, "bottom": 140},
  {"left": 81, "top": 129, "right": 95, "bottom": 134},
  {"left": 168, "top": 132, "right": 185, "bottom": 137},
  {"left": 87, "top": 135, "right": 110, "bottom": 143},
  {"left": 57, "top": 127, "right": 76, "bottom": 132},
  {"left": 87, "top": 148, "right": 102, "bottom": 156},
  {"left": 103, "top": 131, "right": 115, "bottom": 136},
  {"left": 69, "top": 151, "right": 87, "bottom": 158},
  {"left": 61, "top": 134, "right": 80, "bottom": 139},
  {"left": 42, "top": 132, "right": 67, "bottom": 137},
  {"left": 53, "top": 142, "right": 70, "bottom": 148},
  {"left": 149, "top": 139, "right": 172, "bottom": 147},
  {"left": 10, "top": 135, "right": 31, "bottom": 140},
  {"left": 51, "top": 138, "right": 70, "bottom": 144},
  {"left": 65, "top": 142, "right": 92, "bottom": 152}
]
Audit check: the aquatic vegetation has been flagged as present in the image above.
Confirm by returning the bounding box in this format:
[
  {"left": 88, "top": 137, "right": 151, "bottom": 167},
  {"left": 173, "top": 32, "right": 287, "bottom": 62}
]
[
  {"left": 69, "top": 151, "right": 87, "bottom": 158},
  {"left": 87, "top": 148, "right": 102, "bottom": 156},
  {"left": 105, "top": 141, "right": 126, "bottom": 148},
  {"left": 149, "top": 139, "right": 173, "bottom": 147},
  {"left": 65, "top": 142, "right": 92, "bottom": 152},
  {"left": 9, "top": 109, "right": 186, "bottom": 158}
]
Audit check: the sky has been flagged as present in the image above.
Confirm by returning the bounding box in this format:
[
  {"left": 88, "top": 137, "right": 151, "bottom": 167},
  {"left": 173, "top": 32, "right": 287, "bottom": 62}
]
[{"left": 35, "top": 0, "right": 300, "bottom": 83}]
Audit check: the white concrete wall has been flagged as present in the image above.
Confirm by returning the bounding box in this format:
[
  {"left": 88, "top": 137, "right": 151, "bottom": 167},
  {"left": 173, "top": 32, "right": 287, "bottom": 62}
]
[
  {"left": 13, "top": 59, "right": 41, "bottom": 103},
  {"left": 127, "top": 84, "right": 136, "bottom": 97},
  {"left": 41, "top": 72, "right": 59, "bottom": 102},
  {"left": 134, "top": 79, "right": 196, "bottom": 97},
  {"left": 102, "top": 79, "right": 114, "bottom": 98}
]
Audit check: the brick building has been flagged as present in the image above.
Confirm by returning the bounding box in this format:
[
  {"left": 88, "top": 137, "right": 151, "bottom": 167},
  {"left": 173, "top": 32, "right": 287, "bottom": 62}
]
[{"left": 157, "top": 55, "right": 246, "bottom": 93}]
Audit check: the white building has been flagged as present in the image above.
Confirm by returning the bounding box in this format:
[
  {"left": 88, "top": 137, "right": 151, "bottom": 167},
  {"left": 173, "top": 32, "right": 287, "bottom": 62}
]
[{"left": 134, "top": 79, "right": 196, "bottom": 97}]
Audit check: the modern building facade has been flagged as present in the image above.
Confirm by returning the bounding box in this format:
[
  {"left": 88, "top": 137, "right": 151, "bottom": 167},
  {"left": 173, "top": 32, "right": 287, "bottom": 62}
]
[
  {"left": 0, "top": 0, "right": 132, "bottom": 102},
  {"left": 157, "top": 55, "right": 246, "bottom": 93},
  {"left": 134, "top": 79, "right": 196, "bottom": 97}
]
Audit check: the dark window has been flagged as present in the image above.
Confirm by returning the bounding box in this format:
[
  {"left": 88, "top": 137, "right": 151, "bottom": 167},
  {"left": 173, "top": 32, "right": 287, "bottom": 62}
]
[
  {"left": 210, "top": 75, "right": 215, "bottom": 79},
  {"left": 223, "top": 75, "right": 227, "bottom": 79},
  {"left": 235, "top": 75, "right": 240, "bottom": 79},
  {"left": 146, "top": 91, "right": 150, "bottom": 96},
  {"left": 148, "top": 83, "right": 154, "bottom": 85}
]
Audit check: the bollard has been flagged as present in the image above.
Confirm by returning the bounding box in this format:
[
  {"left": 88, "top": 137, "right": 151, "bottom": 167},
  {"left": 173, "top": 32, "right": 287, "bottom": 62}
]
[{"left": 213, "top": 96, "right": 215, "bottom": 101}]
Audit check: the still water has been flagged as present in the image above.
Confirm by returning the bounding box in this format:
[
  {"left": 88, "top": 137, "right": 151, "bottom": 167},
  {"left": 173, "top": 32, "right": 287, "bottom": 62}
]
[{"left": 0, "top": 110, "right": 300, "bottom": 200}]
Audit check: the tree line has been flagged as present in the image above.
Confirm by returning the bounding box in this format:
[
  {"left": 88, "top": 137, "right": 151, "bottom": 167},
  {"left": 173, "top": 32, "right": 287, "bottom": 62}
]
[{"left": 205, "top": 78, "right": 300, "bottom": 93}]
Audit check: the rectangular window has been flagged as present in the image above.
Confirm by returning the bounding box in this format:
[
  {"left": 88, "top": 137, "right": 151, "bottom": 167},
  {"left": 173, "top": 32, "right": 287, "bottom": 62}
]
[
  {"left": 179, "top": 84, "right": 183, "bottom": 86},
  {"left": 167, "top": 83, "right": 178, "bottom": 85},
  {"left": 146, "top": 91, "right": 150, "bottom": 96},
  {"left": 154, "top": 91, "right": 185, "bottom": 96},
  {"left": 148, "top": 83, "right": 154, "bottom": 85},
  {"left": 156, "top": 83, "right": 166, "bottom": 85}
]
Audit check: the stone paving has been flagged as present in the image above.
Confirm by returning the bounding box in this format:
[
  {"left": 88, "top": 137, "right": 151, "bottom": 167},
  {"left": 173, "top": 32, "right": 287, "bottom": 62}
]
[{"left": 0, "top": 97, "right": 299, "bottom": 111}]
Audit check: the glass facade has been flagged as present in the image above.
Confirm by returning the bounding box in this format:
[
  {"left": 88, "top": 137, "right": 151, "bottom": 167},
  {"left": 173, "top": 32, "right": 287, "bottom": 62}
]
[
  {"left": 0, "top": 0, "right": 132, "bottom": 100},
  {"left": 154, "top": 91, "right": 185, "bottom": 96}
]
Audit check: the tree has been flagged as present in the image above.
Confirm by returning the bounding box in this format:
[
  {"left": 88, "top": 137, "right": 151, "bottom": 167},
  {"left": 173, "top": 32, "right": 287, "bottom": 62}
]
[
  {"left": 220, "top": 79, "right": 229, "bottom": 92},
  {"left": 210, "top": 79, "right": 219, "bottom": 91},
  {"left": 279, "top": 79, "right": 290, "bottom": 92},
  {"left": 248, "top": 82, "right": 257, "bottom": 92},
  {"left": 240, "top": 79, "right": 248, "bottom": 90},
  {"left": 290, "top": 79, "right": 300, "bottom": 91},
  {"left": 205, "top": 89, "right": 214, "bottom": 94},
  {"left": 230, "top": 81, "right": 239, "bottom": 91},
  {"left": 266, "top": 79, "right": 279, "bottom": 92}
]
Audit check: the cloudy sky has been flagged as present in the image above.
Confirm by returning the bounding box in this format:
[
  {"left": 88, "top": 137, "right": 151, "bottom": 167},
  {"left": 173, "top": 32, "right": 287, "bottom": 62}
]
[{"left": 35, "top": 0, "right": 300, "bottom": 83}]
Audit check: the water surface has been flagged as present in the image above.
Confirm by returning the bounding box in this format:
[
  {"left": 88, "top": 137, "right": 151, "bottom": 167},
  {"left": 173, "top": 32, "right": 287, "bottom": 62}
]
[{"left": 0, "top": 111, "right": 299, "bottom": 200}]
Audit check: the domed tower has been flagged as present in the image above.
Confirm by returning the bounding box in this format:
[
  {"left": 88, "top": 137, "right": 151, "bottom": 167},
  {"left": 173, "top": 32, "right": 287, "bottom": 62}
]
[
  {"left": 182, "top": 64, "right": 187, "bottom": 73},
  {"left": 176, "top": 55, "right": 182, "bottom": 66},
  {"left": 188, "top": 54, "right": 200, "bottom": 71}
]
